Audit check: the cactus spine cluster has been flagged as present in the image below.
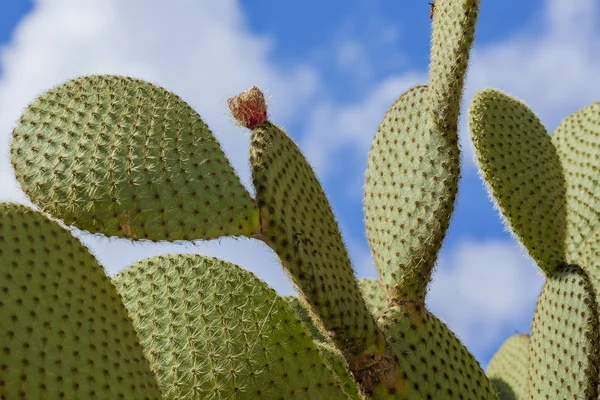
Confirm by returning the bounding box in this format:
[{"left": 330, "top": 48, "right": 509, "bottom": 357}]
[{"left": 1, "top": 0, "right": 599, "bottom": 399}]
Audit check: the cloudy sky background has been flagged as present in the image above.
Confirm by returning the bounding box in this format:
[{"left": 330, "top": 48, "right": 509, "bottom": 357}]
[{"left": 0, "top": 0, "right": 597, "bottom": 368}]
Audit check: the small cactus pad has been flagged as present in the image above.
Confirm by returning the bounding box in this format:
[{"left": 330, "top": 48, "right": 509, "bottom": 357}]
[
  {"left": 527, "top": 265, "right": 599, "bottom": 399},
  {"left": 239, "top": 93, "right": 381, "bottom": 358},
  {"left": 364, "top": 86, "right": 459, "bottom": 302},
  {"left": 0, "top": 203, "right": 161, "bottom": 399},
  {"left": 283, "top": 295, "right": 327, "bottom": 342},
  {"left": 486, "top": 334, "right": 530, "bottom": 400},
  {"left": 429, "top": 0, "right": 480, "bottom": 132},
  {"left": 316, "top": 341, "right": 364, "bottom": 400},
  {"left": 113, "top": 254, "right": 349, "bottom": 399},
  {"left": 11, "top": 75, "right": 258, "bottom": 241},
  {"left": 375, "top": 304, "right": 497, "bottom": 399},
  {"left": 469, "top": 89, "right": 567, "bottom": 274},
  {"left": 357, "top": 278, "right": 388, "bottom": 318},
  {"left": 551, "top": 102, "right": 600, "bottom": 264}
]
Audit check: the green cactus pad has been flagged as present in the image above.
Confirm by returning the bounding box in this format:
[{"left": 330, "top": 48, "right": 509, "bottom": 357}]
[
  {"left": 248, "top": 121, "right": 381, "bottom": 357},
  {"left": 357, "top": 278, "right": 388, "bottom": 318},
  {"left": 283, "top": 295, "right": 327, "bottom": 342},
  {"left": 0, "top": 203, "right": 161, "bottom": 399},
  {"left": 316, "top": 342, "right": 364, "bottom": 400},
  {"left": 364, "top": 86, "right": 459, "bottom": 302},
  {"left": 429, "top": 0, "right": 480, "bottom": 132},
  {"left": 11, "top": 75, "right": 258, "bottom": 241},
  {"left": 374, "top": 303, "right": 497, "bottom": 400},
  {"left": 469, "top": 89, "right": 567, "bottom": 274},
  {"left": 486, "top": 334, "right": 529, "bottom": 400},
  {"left": 113, "top": 254, "right": 349, "bottom": 400},
  {"left": 527, "top": 264, "right": 599, "bottom": 400},
  {"left": 551, "top": 102, "right": 600, "bottom": 264}
]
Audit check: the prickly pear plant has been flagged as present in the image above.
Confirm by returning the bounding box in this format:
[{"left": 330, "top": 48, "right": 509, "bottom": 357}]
[
  {"left": 470, "top": 90, "right": 600, "bottom": 399},
  {"left": 3, "top": 0, "right": 596, "bottom": 398}
]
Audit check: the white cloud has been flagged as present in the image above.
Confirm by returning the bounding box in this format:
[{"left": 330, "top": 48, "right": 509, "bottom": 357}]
[
  {"left": 0, "top": 0, "right": 317, "bottom": 293},
  {"left": 427, "top": 240, "right": 545, "bottom": 366}
]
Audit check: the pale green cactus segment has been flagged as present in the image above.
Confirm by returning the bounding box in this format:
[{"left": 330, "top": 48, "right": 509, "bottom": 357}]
[
  {"left": 357, "top": 278, "right": 388, "bottom": 318},
  {"left": 373, "top": 304, "right": 497, "bottom": 400},
  {"left": 283, "top": 295, "right": 327, "bottom": 342},
  {"left": 0, "top": 203, "right": 161, "bottom": 400},
  {"left": 486, "top": 334, "right": 529, "bottom": 400},
  {"left": 429, "top": 0, "right": 480, "bottom": 133},
  {"left": 112, "top": 254, "right": 349, "bottom": 400},
  {"left": 551, "top": 102, "right": 600, "bottom": 264},
  {"left": 316, "top": 341, "right": 365, "bottom": 400},
  {"left": 249, "top": 121, "right": 382, "bottom": 357},
  {"left": 11, "top": 75, "right": 258, "bottom": 242},
  {"left": 469, "top": 89, "right": 567, "bottom": 274},
  {"left": 527, "top": 265, "right": 599, "bottom": 400},
  {"left": 580, "top": 232, "right": 600, "bottom": 313},
  {"left": 364, "top": 86, "right": 459, "bottom": 302}
]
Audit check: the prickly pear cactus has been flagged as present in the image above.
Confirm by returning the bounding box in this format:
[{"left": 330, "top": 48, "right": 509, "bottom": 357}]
[
  {"left": 4, "top": 0, "right": 598, "bottom": 399},
  {"left": 470, "top": 89, "right": 600, "bottom": 399}
]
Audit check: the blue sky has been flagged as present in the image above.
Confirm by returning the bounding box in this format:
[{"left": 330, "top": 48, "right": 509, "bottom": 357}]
[{"left": 0, "top": 0, "right": 598, "bottom": 368}]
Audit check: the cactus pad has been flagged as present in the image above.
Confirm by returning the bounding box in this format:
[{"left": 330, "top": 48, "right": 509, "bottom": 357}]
[
  {"left": 469, "top": 88, "right": 567, "bottom": 274},
  {"left": 316, "top": 341, "right": 364, "bottom": 400},
  {"left": 364, "top": 85, "right": 459, "bottom": 302},
  {"left": 113, "top": 254, "right": 349, "bottom": 399},
  {"left": 283, "top": 295, "right": 327, "bottom": 342},
  {"left": 0, "top": 203, "right": 161, "bottom": 399},
  {"left": 486, "top": 334, "right": 529, "bottom": 400},
  {"left": 551, "top": 102, "right": 600, "bottom": 264},
  {"left": 376, "top": 303, "right": 497, "bottom": 399},
  {"left": 243, "top": 106, "right": 381, "bottom": 358},
  {"left": 429, "top": 0, "right": 480, "bottom": 132},
  {"left": 527, "top": 264, "right": 599, "bottom": 399},
  {"left": 11, "top": 75, "right": 258, "bottom": 241}
]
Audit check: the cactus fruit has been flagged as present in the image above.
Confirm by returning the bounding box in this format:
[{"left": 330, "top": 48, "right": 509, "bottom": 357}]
[
  {"left": 11, "top": 75, "right": 259, "bottom": 242},
  {"left": 470, "top": 89, "right": 600, "bottom": 398},
  {"left": 3, "top": 0, "right": 599, "bottom": 398},
  {"left": 486, "top": 334, "right": 530, "bottom": 400},
  {"left": 0, "top": 203, "right": 161, "bottom": 399}
]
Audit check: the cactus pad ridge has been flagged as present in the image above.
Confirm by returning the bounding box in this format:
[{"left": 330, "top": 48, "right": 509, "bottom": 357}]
[
  {"left": 364, "top": 85, "right": 459, "bottom": 302},
  {"left": 0, "top": 203, "right": 161, "bottom": 399},
  {"left": 113, "top": 254, "right": 349, "bottom": 399},
  {"left": 486, "top": 334, "right": 530, "bottom": 400},
  {"left": 527, "top": 264, "right": 599, "bottom": 400},
  {"left": 376, "top": 303, "right": 497, "bottom": 400},
  {"left": 469, "top": 88, "right": 567, "bottom": 274},
  {"left": 429, "top": 0, "right": 480, "bottom": 133},
  {"left": 11, "top": 75, "right": 258, "bottom": 242},
  {"left": 551, "top": 102, "right": 600, "bottom": 264}
]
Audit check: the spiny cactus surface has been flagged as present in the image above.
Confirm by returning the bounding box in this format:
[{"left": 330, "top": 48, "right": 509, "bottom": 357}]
[
  {"left": 0, "top": 204, "right": 161, "bottom": 399},
  {"left": 364, "top": 85, "right": 459, "bottom": 302},
  {"left": 11, "top": 75, "right": 258, "bottom": 242},
  {"left": 486, "top": 334, "right": 529, "bottom": 400},
  {"left": 113, "top": 254, "right": 350, "bottom": 399}
]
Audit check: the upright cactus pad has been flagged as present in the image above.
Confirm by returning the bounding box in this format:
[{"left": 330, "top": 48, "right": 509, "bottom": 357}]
[
  {"left": 11, "top": 75, "right": 258, "bottom": 241},
  {"left": 376, "top": 304, "right": 497, "bottom": 400},
  {"left": 112, "top": 254, "right": 350, "bottom": 399},
  {"left": 232, "top": 89, "right": 382, "bottom": 354},
  {"left": 469, "top": 89, "right": 567, "bottom": 273},
  {"left": 429, "top": 0, "right": 480, "bottom": 132},
  {"left": 357, "top": 279, "right": 388, "bottom": 318},
  {"left": 364, "top": 85, "right": 459, "bottom": 302},
  {"left": 527, "top": 265, "right": 599, "bottom": 399},
  {"left": 283, "top": 295, "right": 327, "bottom": 342},
  {"left": 486, "top": 334, "right": 530, "bottom": 400},
  {"left": 551, "top": 102, "right": 600, "bottom": 264},
  {"left": 0, "top": 204, "right": 161, "bottom": 399}
]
